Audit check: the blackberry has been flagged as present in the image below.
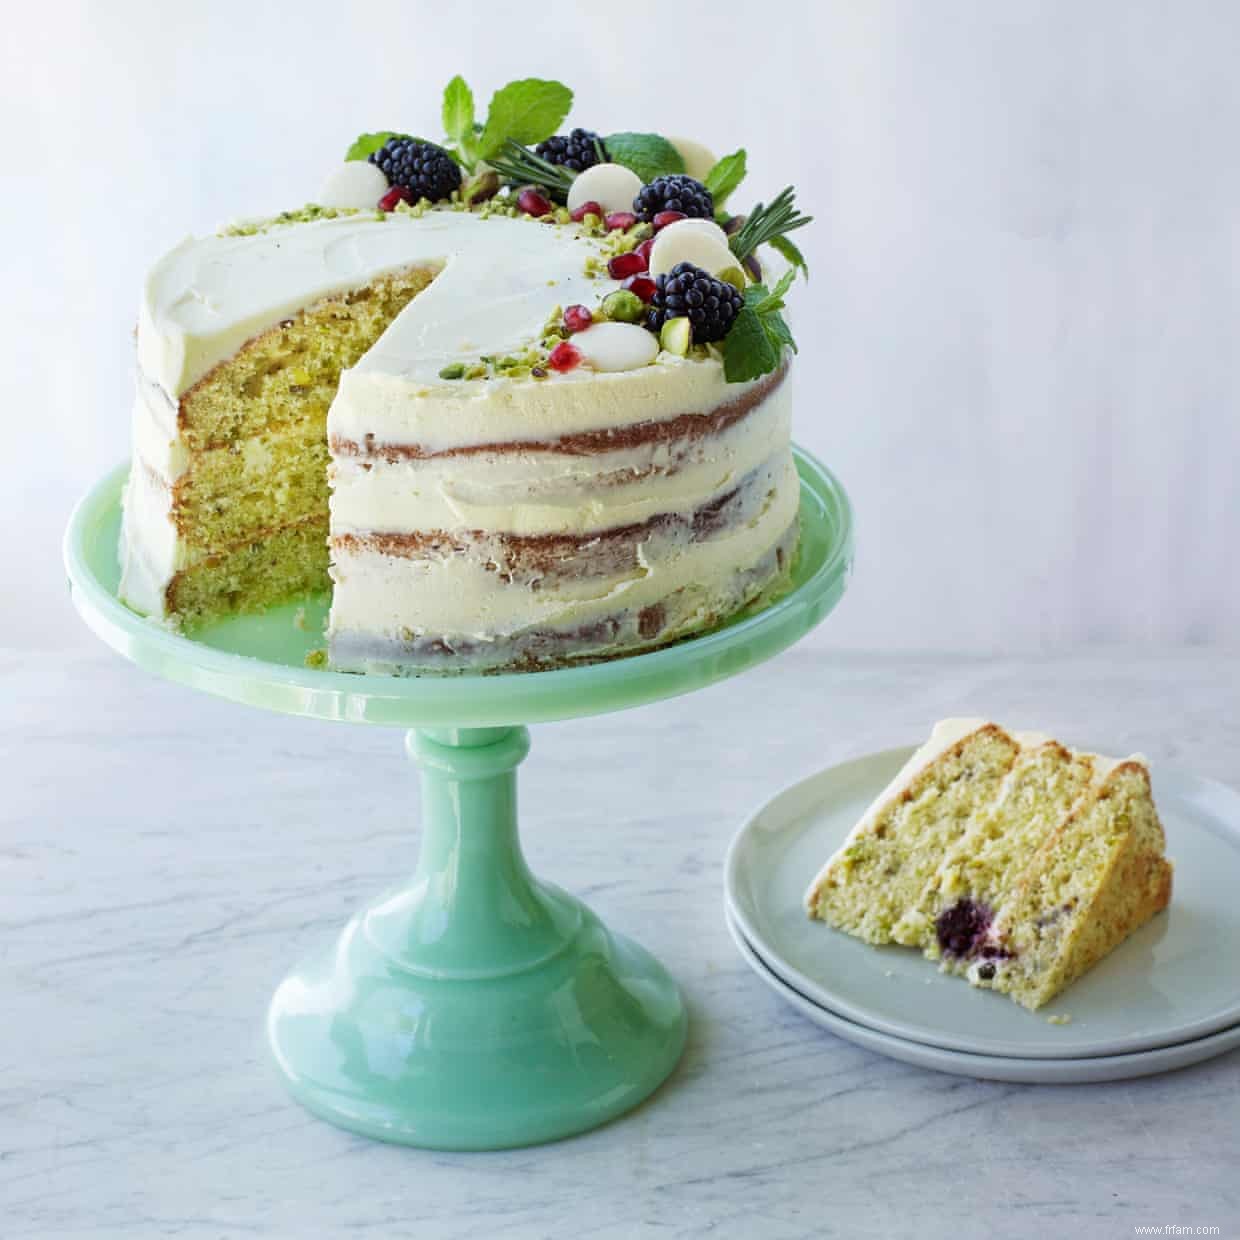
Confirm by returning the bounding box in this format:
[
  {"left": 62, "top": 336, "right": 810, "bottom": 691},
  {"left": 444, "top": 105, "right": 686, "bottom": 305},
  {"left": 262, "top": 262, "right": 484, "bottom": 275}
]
[
  {"left": 645, "top": 262, "right": 743, "bottom": 344},
  {"left": 633, "top": 174, "right": 713, "bottom": 222},
  {"left": 535, "top": 128, "right": 607, "bottom": 173},
  {"left": 369, "top": 137, "right": 461, "bottom": 203},
  {"left": 935, "top": 899, "right": 992, "bottom": 959}
]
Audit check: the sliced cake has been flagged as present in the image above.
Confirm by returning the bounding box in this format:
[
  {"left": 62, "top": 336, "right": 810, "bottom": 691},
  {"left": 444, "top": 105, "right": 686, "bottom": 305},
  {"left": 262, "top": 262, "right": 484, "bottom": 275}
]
[{"left": 805, "top": 720, "right": 1174, "bottom": 1011}]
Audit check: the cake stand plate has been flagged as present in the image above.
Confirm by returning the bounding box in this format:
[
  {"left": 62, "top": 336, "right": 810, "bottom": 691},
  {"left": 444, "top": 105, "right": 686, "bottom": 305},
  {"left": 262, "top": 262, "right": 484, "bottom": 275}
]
[{"left": 65, "top": 446, "right": 853, "bottom": 1150}]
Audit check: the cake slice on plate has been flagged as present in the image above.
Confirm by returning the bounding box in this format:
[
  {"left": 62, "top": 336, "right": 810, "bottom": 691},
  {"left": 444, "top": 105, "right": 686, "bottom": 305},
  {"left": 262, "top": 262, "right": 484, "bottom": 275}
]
[{"left": 805, "top": 720, "right": 1174, "bottom": 1011}]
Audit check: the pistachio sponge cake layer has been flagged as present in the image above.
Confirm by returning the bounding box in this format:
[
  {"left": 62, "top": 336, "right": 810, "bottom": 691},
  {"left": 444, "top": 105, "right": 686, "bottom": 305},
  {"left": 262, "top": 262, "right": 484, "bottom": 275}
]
[{"left": 805, "top": 720, "right": 1174, "bottom": 1011}]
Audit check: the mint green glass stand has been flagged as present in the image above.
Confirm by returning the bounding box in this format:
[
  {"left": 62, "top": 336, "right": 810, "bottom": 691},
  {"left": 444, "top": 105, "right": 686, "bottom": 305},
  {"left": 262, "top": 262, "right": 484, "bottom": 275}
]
[{"left": 64, "top": 447, "right": 853, "bottom": 1150}]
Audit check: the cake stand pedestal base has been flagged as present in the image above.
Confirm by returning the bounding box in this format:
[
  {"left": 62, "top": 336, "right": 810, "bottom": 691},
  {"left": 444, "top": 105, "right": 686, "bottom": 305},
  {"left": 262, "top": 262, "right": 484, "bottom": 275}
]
[{"left": 266, "top": 725, "right": 687, "bottom": 1150}]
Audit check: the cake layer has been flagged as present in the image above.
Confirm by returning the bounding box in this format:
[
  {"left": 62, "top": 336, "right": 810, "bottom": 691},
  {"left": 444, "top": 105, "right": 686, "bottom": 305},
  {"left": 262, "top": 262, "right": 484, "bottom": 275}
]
[
  {"left": 329, "top": 373, "right": 791, "bottom": 538},
  {"left": 330, "top": 354, "right": 787, "bottom": 457},
  {"left": 327, "top": 451, "right": 799, "bottom": 669},
  {"left": 330, "top": 518, "right": 798, "bottom": 674},
  {"left": 165, "top": 518, "right": 329, "bottom": 627}
]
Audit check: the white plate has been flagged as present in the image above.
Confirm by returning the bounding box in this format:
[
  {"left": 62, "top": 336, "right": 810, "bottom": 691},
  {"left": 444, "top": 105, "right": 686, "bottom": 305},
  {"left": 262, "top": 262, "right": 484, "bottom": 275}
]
[
  {"left": 725, "top": 908, "right": 1240, "bottom": 1084},
  {"left": 725, "top": 746, "right": 1240, "bottom": 1059}
]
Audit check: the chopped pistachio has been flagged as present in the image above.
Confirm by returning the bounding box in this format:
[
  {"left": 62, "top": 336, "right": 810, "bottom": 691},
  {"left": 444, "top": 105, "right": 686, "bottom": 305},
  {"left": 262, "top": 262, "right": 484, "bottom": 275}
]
[
  {"left": 438, "top": 362, "right": 467, "bottom": 380},
  {"left": 601, "top": 289, "right": 645, "bottom": 324}
]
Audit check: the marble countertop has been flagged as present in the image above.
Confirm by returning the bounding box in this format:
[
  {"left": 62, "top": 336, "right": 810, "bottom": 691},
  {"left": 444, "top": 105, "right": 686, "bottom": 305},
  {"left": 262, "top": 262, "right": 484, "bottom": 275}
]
[{"left": 4, "top": 645, "right": 1239, "bottom": 1239}]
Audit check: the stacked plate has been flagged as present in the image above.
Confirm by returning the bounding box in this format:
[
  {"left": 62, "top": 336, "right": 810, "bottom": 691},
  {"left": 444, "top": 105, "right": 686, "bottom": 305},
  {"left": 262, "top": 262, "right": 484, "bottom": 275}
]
[{"left": 724, "top": 746, "right": 1240, "bottom": 1083}]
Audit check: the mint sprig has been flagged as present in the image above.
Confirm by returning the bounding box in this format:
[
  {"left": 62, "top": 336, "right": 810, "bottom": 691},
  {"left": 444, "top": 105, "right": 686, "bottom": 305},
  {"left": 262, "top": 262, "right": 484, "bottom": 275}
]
[
  {"left": 477, "top": 78, "right": 573, "bottom": 165},
  {"left": 723, "top": 270, "right": 797, "bottom": 383},
  {"left": 705, "top": 149, "right": 747, "bottom": 209},
  {"left": 345, "top": 131, "right": 410, "bottom": 162},
  {"left": 604, "top": 132, "right": 684, "bottom": 182}
]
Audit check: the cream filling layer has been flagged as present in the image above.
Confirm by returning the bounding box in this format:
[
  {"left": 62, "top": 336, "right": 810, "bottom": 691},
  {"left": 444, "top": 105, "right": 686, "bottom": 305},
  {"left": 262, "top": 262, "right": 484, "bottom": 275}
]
[
  {"left": 330, "top": 350, "right": 753, "bottom": 453},
  {"left": 329, "top": 383, "right": 791, "bottom": 537},
  {"left": 326, "top": 452, "right": 799, "bottom": 641}
]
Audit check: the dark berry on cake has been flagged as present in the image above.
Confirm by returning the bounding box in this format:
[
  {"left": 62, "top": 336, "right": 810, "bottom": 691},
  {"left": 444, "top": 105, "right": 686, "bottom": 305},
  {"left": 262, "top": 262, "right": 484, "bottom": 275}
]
[
  {"left": 645, "top": 262, "right": 743, "bottom": 343},
  {"left": 633, "top": 174, "right": 714, "bottom": 222},
  {"left": 535, "top": 128, "right": 607, "bottom": 173},
  {"left": 934, "top": 899, "right": 993, "bottom": 959},
  {"left": 369, "top": 138, "right": 461, "bottom": 203}
]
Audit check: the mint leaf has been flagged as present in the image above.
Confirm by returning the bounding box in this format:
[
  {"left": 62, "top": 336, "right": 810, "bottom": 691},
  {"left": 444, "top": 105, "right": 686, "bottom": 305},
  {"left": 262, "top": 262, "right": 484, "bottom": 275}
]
[
  {"left": 747, "top": 269, "right": 795, "bottom": 316},
  {"left": 345, "top": 131, "right": 409, "bottom": 162},
  {"left": 723, "top": 307, "right": 781, "bottom": 382},
  {"left": 769, "top": 232, "right": 809, "bottom": 277},
  {"left": 442, "top": 76, "right": 475, "bottom": 150},
  {"left": 724, "top": 275, "right": 797, "bottom": 381},
  {"left": 604, "top": 132, "right": 685, "bottom": 182},
  {"left": 704, "top": 149, "right": 747, "bottom": 207},
  {"left": 766, "top": 312, "right": 797, "bottom": 354},
  {"left": 478, "top": 79, "right": 573, "bottom": 163}
]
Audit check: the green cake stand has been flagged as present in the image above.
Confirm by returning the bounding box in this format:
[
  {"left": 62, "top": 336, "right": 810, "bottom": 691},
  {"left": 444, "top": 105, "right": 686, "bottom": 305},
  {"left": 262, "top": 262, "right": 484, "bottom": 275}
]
[{"left": 63, "top": 446, "right": 853, "bottom": 1151}]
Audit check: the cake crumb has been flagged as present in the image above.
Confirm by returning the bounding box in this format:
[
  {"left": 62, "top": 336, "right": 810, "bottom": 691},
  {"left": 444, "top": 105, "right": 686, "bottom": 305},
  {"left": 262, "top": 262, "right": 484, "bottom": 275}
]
[
  {"left": 1047, "top": 1013, "right": 1072, "bottom": 1026},
  {"left": 293, "top": 606, "right": 307, "bottom": 631}
]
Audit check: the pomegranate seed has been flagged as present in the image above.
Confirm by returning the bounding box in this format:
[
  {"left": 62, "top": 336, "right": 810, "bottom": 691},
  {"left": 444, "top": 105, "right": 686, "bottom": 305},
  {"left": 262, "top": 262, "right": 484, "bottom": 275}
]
[
  {"left": 563, "top": 304, "right": 593, "bottom": 334},
  {"left": 604, "top": 211, "right": 638, "bottom": 231},
  {"left": 622, "top": 274, "right": 657, "bottom": 303},
  {"left": 634, "top": 238, "right": 654, "bottom": 265},
  {"left": 570, "top": 200, "right": 604, "bottom": 222},
  {"left": 608, "top": 250, "right": 648, "bottom": 279},
  {"left": 652, "top": 210, "right": 686, "bottom": 232},
  {"left": 517, "top": 187, "right": 554, "bottom": 217},
  {"left": 378, "top": 186, "right": 413, "bottom": 212},
  {"left": 547, "top": 341, "right": 581, "bottom": 372}
]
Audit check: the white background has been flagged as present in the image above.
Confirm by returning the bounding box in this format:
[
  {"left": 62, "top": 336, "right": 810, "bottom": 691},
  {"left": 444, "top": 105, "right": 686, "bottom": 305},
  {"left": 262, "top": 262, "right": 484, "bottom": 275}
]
[{"left": 6, "top": 0, "right": 1238, "bottom": 653}]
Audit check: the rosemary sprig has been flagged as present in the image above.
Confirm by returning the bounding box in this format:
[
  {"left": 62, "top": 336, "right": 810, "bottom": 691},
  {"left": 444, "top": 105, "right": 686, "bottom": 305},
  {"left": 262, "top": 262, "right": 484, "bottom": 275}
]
[
  {"left": 487, "top": 139, "right": 577, "bottom": 202},
  {"left": 728, "top": 187, "right": 812, "bottom": 267}
]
